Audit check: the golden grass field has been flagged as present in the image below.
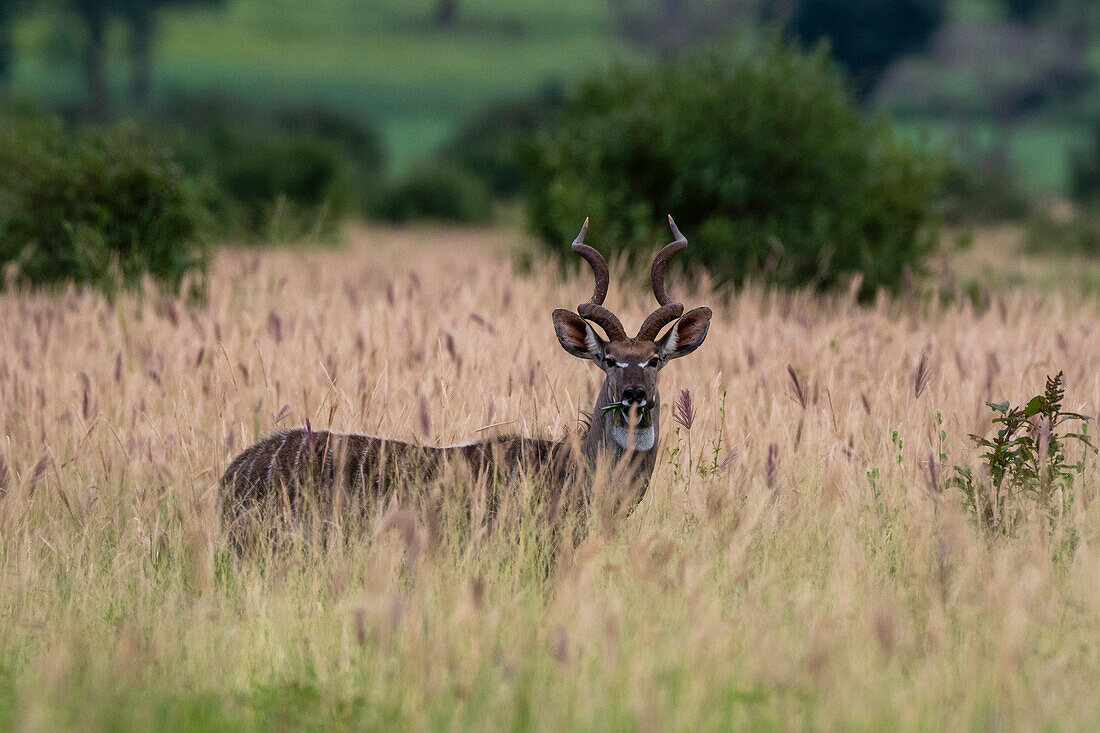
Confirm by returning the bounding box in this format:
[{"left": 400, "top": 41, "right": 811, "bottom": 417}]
[{"left": 1, "top": 225, "right": 1098, "bottom": 730}]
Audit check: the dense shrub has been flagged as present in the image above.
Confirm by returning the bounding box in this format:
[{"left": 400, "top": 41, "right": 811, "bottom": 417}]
[
  {"left": 154, "top": 94, "right": 383, "bottom": 240},
  {"left": 156, "top": 93, "right": 386, "bottom": 178},
  {"left": 439, "top": 83, "right": 565, "bottom": 197},
  {"left": 523, "top": 41, "right": 941, "bottom": 295},
  {"left": 274, "top": 105, "right": 387, "bottom": 178},
  {"left": 369, "top": 165, "right": 493, "bottom": 224},
  {"left": 0, "top": 114, "right": 206, "bottom": 293},
  {"left": 176, "top": 124, "right": 355, "bottom": 238}
]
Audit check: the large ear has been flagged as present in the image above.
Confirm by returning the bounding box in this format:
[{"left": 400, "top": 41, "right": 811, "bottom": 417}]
[
  {"left": 552, "top": 308, "right": 605, "bottom": 361},
  {"left": 657, "top": 306, "right": 712, "bottom": 360}
]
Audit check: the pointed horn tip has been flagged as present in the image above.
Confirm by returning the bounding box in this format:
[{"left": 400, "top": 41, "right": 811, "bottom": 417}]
[
  {"left": 667, "top": 214, "right": 685, "bottom": 243},
  {"left": 572, "top": 218, "right": 590, "bottom": 248}
]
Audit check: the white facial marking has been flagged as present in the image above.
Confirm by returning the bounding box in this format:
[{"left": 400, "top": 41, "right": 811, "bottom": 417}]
[
  {"left": 612, "top": 424, "right": 655, "bottom": 451},
  {"left": 614, "top": 358, "right": 659, "bottom": 369}
]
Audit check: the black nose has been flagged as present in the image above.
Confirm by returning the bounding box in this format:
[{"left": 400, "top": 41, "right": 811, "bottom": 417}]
[{"left": 622, "top": 387, "right": 647, "bottom": 406}]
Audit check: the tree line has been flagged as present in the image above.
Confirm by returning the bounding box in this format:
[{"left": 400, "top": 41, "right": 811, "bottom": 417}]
[
  {"left": 0, "top": 0, "right": 223, "bottom": 115},
  {"left": 1, "top": 0, "right": 1097, "bottom": 117}
]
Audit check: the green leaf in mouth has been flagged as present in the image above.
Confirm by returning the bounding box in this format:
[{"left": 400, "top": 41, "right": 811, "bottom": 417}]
[{"left": 601, "top": 402, "right": 651, "bottom": 422}]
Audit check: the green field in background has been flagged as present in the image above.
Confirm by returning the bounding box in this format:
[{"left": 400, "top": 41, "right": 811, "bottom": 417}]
[
  {"left": 9, "top": 0, "right": 639, "bottom": 169},
  {"left": 6, "top": 0, "right": 1092, "bottom": 189},
  {"left": 894, "top": 116, "right": 1093, "bottom": 192}
]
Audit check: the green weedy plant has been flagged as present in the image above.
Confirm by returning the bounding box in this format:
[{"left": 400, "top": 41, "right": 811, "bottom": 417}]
[
  {"left": 523, "top": 39, "right": 941, "bottom": 296},
  {"left": 0, "top": 114, "right": 207, "bottom": 295},
  {"left": 952, "top": 372, "right": 1097, "bottom": 535}
]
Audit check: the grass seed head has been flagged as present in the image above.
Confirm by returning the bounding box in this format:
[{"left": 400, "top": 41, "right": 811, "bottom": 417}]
[{"left": 674, "top": 388, "right": 696, "bottom": 430}]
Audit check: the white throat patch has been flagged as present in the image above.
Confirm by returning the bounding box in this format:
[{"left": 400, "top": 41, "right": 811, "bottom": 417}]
[{"left": 611, "top": 423, "right": 655, "bottom": 451}]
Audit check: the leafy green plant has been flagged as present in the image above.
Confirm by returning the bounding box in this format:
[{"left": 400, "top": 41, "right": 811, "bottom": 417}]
[
  {"left": 0, "top": 113, "right": 207, "bottom": 295},
  {"left": 523, "top": 39, "right": 942, "bottom": 297},
  {"left": 952, "top": 372, "right": 1096, "bottom": 534},
  {"left": 601, "top": 400, "right": 653, "bottom": 423}
]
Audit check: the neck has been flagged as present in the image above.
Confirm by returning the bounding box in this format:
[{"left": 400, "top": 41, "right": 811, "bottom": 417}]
[{"left": 581, "top": 389, "right": 660, "bottom": 498}]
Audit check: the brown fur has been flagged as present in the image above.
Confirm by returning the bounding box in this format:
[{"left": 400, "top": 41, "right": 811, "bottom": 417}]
[{"left": 220, "top": 421, "right": 648, "bottom": 531}]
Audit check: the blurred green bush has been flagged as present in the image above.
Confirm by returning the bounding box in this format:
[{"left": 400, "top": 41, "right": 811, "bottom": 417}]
[
  {"left": 439, "top": 83, "right": 566, "bottom": 197},
  {"left": 522, "top": 40, "right": 942, "bottom": 295},
  {"left": 369, "top": 165, "right": 493, "bottom": 224},
  {"left": 0, "top": 112, "right": 207, "bottom": 294},
  {"left": 175, "top": 125, "right": 355, "bottom": 239},
  {"left": 154, "top": 94, "right": 384, "bottom": 240}
]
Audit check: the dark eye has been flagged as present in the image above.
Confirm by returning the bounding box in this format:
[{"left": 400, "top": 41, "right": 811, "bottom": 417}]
[
  {"left": 647, "top": 356, "right": 660, "bottom": 368},
  {"left": 603, "top": 356, "right": 616, "bottom": 368}
]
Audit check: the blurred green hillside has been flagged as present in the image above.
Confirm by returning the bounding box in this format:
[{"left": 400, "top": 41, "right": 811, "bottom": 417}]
[
  {"left": 8, "top": 0, "right": 641, "bottom": 169},
  {"left": 5, "top": 0, "right": 1100, "bottom": 190}
]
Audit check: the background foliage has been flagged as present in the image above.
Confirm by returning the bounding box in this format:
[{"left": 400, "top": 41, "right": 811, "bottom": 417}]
[
  {"left": 3, "top": 0, "right": 1100, "bottom": 187},
  {"left": 1, "top": 0, "right": 1099, "bottom": 292},
  {"left": 368, "top": 164, "right": 493, "bottom": 224},
  {"left": 0, "top": 110, "right": 206, "bottom": 293},
  {"left": 523, "top": 41, "right": 942, "bottom": 294}
]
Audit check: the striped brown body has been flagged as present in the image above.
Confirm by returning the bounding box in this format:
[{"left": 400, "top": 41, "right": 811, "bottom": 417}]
[{"left": 220, "top": 427, "right": 578, "bottom": 522}]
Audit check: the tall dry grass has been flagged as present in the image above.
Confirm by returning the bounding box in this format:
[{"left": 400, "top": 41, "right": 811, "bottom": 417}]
[{"left": 0, "top": 225, "right": 1098, "bottom": 730}]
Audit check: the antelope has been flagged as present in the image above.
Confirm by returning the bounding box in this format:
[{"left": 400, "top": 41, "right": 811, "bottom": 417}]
[{"left": 220, "top": 216, "right": 712, "bottom": 528}]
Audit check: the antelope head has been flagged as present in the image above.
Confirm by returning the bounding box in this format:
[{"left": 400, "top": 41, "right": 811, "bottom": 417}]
[{"left": 553, "top": 216, "right": 712, "bottom": 453}]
